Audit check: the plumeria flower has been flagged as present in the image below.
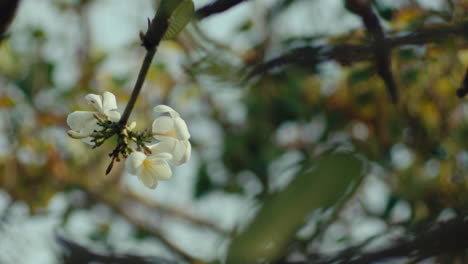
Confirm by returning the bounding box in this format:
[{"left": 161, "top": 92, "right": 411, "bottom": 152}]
[
  {"left": 125, "top": 151, "right": 172, "bottom": 189},
  {"left": 67, "top": 91, "right": 121, "bottom": 144},
  {"left": 152, "top": 105, "right": 191, "bottom": 165}
]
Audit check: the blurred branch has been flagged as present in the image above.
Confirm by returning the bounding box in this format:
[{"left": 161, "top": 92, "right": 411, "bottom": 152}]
[
  {"left": 456, "top": 67, "right": 468, "bottom": 98},
  {"left": 56, "top": 233, "right": 178, "bottom": 264},
  {"left": 124, "top": 189, "right": 233, "bottom": 236},
  {"left": 345, "top": 0, "right": 398, "bottom": 103},
  {"left": 196, "top": 0, "right": 249, "bottom": 19},
  {"left": 86, "top": 190, "right": 202, "bottom": 263},
  {"left": 119, "top": 1, "right": 175, "bottom": 126},
  {"left": 282, "top": 216, "right": 468, "bottom": 264},
  {"left": 248, "top": 21, "right": 468, "bottom": 84},
  {"left": 0, "top": 0, "right": 20, "bottom": 41}
]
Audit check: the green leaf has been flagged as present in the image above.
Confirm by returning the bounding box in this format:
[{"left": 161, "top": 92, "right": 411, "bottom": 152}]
[
  {"left": 226, "top": 152, "right": 366, "bottom": 263},
  {"left": 163, "top": 0, "right": 194, "bottom": 40},
  {"left": 195, "top": 163, "right": 214, "bottom": 199},
  {"left": 348, "top": 65, "right": 375, "bottom": 84}
]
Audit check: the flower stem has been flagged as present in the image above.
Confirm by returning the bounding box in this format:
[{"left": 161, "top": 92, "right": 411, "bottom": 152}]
[
  {"left": 118, "top": 2, "right": 172, "bottom": 126},
  {"left": 119, "top": 47, "right": 157, "bottom": 126}
]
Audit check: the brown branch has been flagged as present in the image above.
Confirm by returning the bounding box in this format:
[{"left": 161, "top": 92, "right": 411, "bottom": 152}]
[
  {"left": 281, "top": 217, "right": 468, "bottom": 264},
  {"left": 119, "top": 1, "right": 175, "bottom": 126},
  {"left": 456, "top": 67, "right": 468, "bottom": 98},
  {"left": 196, "top": 0, "right": 250, "bottom": 19},
  {"left": 0, "top": 0, "right": 20, "bottom": 39},
  {"left": 85, "top": 190, "right": 201, "bottom": 263},
  {"left": 345, "top": 0, "right": 398, "bottom": 103},
  {"left": 56, "top": 233, "right": 178, "bottom": 264},
  {"left": 124, "top": 189, "right": 233, "bottom": 236},
  {"left": 248, "top": 21, "right": 468, "bottom": 84}
]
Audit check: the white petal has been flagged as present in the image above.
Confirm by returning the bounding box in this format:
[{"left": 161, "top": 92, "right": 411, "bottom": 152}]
[
  {"left": 67, "top": 111, "right": 93, "bottom": 130},
  {"left": 172, "top": 140, "right": 191, "bottom": 165},
  {"left": 68, "top": 130, "right": 92, "bottom": 139},
  {"left": 174, "top": 117, "right": 190, "bottom": 140},
  {"left": 139, "top": 170, "right": 158, "bottom": 189},
  {"left": 142, "top": 157, "right": 172, "bottom": 180},
  {"left": 127, "top": 121, "right": 136, "bottom": 131},
  {"left": 152, "top": 116, "right": 175, "bottom": 135},
  {"left": 140, "top": 157, "right": 172, "bottom": 185},
  {"left": 67, "top": 111, "right": 101, "bottom": 145},
  {"left": 179, "top": 140, "right": 191, "bottom": 164},
  {"left": 153, "top": 105, "right": 180, "bottom": 118},
  {"left": 85, "top": 94, "right": 103, "bottom": 113},
  {"left": 150, "top": 137, "right": 176, "bottom": 154},
  {"left": 151, "top": 137, "right": 190, "bottom": 165},
  {"left": 151, "top": 152, "right": 173, "bottom": 160},
  {"left": 102, "top": 91, "right": 118, "bottom": 111},
  {"left": 152, "top": 159, "right": 172, "bottom": 180},
  {"left": 125, "top": 152, "right": 146, "bottom": 175},
  {"left": 106, "top": 109, "right": 121, "bottom": 122}
]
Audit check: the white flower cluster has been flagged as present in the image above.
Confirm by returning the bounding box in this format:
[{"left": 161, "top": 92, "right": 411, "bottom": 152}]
[{"left": 67, "top": 92, "right": 191, "bottom": 189}]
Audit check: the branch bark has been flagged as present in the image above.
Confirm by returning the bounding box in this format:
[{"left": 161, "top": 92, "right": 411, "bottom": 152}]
[
  {"left": 196, "top": 0, "right": 250, "bottom": 19},
  {"left": 280, "top": 217, "right": 468, "bottom": 264},
  {"left": 0, "top": 0, "right": 21, "bottom": 41},
  {"left": 56, "top": 234, "right": 178, "bottom": 264},
  {"left": 248, "top": 21, "right": 468, "bottom": 84},
  {"left": 345, "top": 0, "right": 398, "bottom": 103},
  {"left": 124, "top": 189, "right": 233, "bottom": 236},
  {"left": 86, "top": 189, "right": 201, "bottom": 263},
  {"left": 118, "top": 1, "right": 173, "bottom": 126}
]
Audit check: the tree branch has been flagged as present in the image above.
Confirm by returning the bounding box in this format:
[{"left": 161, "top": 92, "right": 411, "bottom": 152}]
[
  {"left": 248, "top": 21, "right": 468, "bottom": 83},
  {"left": 196, "top": 0, "right": 250, "bottom": 19},
  {"left": 56, "top": 233, "right": 178, "bottom": 264},
  {"left": 124, "top": 189, "right": 233, "bottom": 236},
  {"left": 345, "top": 0, "right": 398, "bottom": 103},
  {"left": 456, "top": 67, "right": 468, "bottom": 98},
  {"left": 118, "top": 1, "right": 173, "bottom": 126},
  {"left": 281, "top": 217, "right": 468, "bottom": 264},
  {"left": 86, "top": 190, "right": 201, "bottom": 263},
  {"left": 0, "top": 0, "right": 20, "bottom": 36}
]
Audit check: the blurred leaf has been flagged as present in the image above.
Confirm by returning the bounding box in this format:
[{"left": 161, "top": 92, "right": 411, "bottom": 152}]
[
  {"left": 348, "top": 65, "right": 375, "bottom": 84},
  {"left": 372, "top": 0, "right": 394, "bottom": 21},
  {"left": 88, "top": 223, "right": 110, "bottom": 242},
  {"left": 383, "top": 194, "right": 400, "bottom": 219},
  {"left": 163, "top": 0, "right": 194, "bottom": 40},
  {"left": 226, "top": 152, "right": 365, "bottom": 263},
  {"left": 237, "top": 20, "right": 253, "bottom": 32},
  {"left": 194, "top": 163, "right": 214, "bottom": 199}
]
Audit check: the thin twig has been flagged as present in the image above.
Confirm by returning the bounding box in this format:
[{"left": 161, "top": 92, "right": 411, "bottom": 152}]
[
  {"left": 119, "top": 2, "right": 171, "bottom": 126},
  {"left": 196, "top": 0, "right": 249, "bottom": 19},
  {"left": 124, "top": 189, "right": 233, "bottom": 236},
  {"left": 56, "top": 233, "right": 178, "bottom": 264},
  {"left": 456, "top": 67, "right": 468, "bottom": 98},
  {"left": 248, "top": 21, "right": 468, "bottom": 78},
  {"left": 279, "top": 216, "right": 468, "bottom": 264},
  {"left": 118, "top": 48, "right": 158, "bottom": 126},
  {"left": 345, "top": 0, "right": 398, "bottom": 103},
  {"left": 87, "top": 190, "right": 201, "bottom": 263}
]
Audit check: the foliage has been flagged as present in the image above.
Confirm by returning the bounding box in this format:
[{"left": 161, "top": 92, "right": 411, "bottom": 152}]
[{"left": 0, "top": 0, "right": 467, "bottom": 263}]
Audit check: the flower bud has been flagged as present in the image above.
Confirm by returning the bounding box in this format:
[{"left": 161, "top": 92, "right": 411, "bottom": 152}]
[{"left": 68, "top": 130, "right": 91, "bottom": 139}]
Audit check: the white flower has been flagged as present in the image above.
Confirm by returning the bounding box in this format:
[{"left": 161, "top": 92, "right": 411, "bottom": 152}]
[
  {"left": 149, "top": 138, "right": 191, "bottom": 165},
  {"left": 125, "top": 151, "right": 172, "bottom": 189},
  {"left": 67, "top": 92, "right": 121, "bottom": 144},
  {"left": 152, "top": 105, "right": 191, "bottom": 165}
]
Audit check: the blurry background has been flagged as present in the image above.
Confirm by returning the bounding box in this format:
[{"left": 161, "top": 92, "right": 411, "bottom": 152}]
[{"left": 0, "top": 0, "right": 467, "bottom": 263}]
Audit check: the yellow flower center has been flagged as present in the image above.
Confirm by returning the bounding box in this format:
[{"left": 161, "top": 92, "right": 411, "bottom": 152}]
[
  {"left": 153, "top": 130, "right": 176, "bottom": 138},
  {"left": 143, "top": 159, "right": 152, "bottom": 168}
]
